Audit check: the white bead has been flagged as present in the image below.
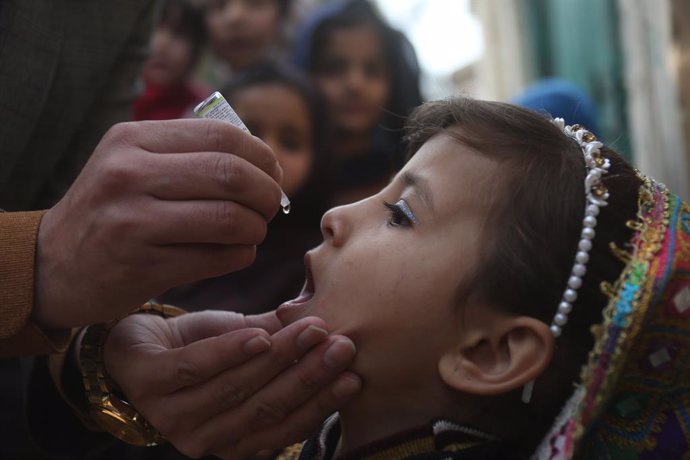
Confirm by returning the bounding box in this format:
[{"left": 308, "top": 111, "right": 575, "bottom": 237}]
[
  {"left": 585, "top": 143, "right": 602, "bottom": 157},
  {"left": 554, "top": 313, "right": 568, "bottom": 326},
  {"left": 578, "top": 239, "right": 592, "bottom": 252},
  {"left": 572, "top": 263, "right": 587, "bottom": 277},
  {"left": 583, "top": 216, "right": 597, "bottom": 228},
  {"left": 576, "top": 251, "right": 589, "bottom": 264},
  {"left": 589, "top": 196, "right": 608, "bottom": 207},
  {"left": 550, "top": 324, "right": 562, "bottom": 337},
  {"left": 558, "top": 302, "right": 572, "bottom": 314},
  {"left": 582, "top": 227, "right": 595, "bottom": 240},
  {"left": 586, "top": 204, "right": 600, "bottom": 217},
  {"left": 568, "top": 276, "right": 583, "bottom": 289},
  {"left": 564, "top": 289, "right": 578, "bottom": 303}
]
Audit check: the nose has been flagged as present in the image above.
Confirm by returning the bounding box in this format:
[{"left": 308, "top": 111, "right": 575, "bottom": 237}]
[
  {"left": 344, "top": 67, "right": 366, "bottom": 93},
  {"left": 320, "top": 204, "right": 352, "bottom": 247}
]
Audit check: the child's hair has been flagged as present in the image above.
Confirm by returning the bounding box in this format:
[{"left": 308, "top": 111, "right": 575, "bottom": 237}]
[
  {"left": 221, "top": 62, "right": 333, "bottom": 225},
  {"left": 298, "top": 0, "right": 422, "bottom": 142},
  {"left": 157, "top": 0, "right": 206, "bottom": 56},
  {"left": 404, "top": 97, "right": 642, "bottom": 454}
]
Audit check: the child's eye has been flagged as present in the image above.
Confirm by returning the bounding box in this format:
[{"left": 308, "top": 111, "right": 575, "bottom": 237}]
[{"left": 384, "top": 199, "right": 417, "bottom": 228}]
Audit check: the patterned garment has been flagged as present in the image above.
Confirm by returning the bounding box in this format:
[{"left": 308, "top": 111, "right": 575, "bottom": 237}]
[
  {"left": 277, "top": 414, "right": 516, "bottom": 460},
  {"left": 534, "top": 177, "right": 690, "bottom": 459}
]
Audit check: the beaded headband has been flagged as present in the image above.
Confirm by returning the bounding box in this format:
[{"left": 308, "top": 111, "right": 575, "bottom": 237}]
[
  {"left": 521, "top": 119, "right": 610, "bottom": 404},
  {"left": 549, "top": 118, "right": 611, "bottom": 337}
]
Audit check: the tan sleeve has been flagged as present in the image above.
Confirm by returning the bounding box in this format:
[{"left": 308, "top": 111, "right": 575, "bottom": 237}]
[{"left": 0, "top": 211, "right": 71, "bottom": 357}]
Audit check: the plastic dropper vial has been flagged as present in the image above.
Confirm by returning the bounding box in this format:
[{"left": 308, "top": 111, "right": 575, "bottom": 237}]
[{"left": 193, "top": 91, "right": 291, "bottom": 214}]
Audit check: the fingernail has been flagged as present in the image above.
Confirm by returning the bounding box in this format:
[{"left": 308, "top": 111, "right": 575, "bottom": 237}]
[
  {"left": 324, "top": 340, "right": 356, "bottom": 370},
  {"left": 332, "top": 374, "right": 361, "bottom": 399},
  {"left": 297, "top": 325, "right": 328, "bottom": 349},
  {"left": 244, "top": 335, "right": 271, "bottom": 355}
]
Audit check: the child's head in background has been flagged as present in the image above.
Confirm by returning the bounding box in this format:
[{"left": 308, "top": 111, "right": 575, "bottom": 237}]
[
  {"left": 205, "top": 0, "right": 292, "bottom": 72},
  {"left": 295, "top": 1, "right": 422, "bottom": 147},
  {"left": 303, "top": 0, "right": 392, "bottom": 140},
  {"left": 142, "top": 0, "right": 206, "bottom": 88},
  {"left": 277, "top": 97, "right": 641, "bottom": 456},
  {"left": 222, "top": 63, "right": 332, "bottom": 222}
]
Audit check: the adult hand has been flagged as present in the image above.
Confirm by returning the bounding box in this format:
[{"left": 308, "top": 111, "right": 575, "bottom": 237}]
[
  {"left": 33, "top": 119, "right": 282, "bottom": 329},
  {"left": 103, "top": 310, "right": 361, "bottom": 459}
]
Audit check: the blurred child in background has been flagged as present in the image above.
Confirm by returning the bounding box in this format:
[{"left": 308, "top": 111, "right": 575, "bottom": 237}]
[
  {"left": 133, "top": 0, "right": 208, "bottom": 120},
  {"left": 293, "top": 0, "right": 422, "bottom": 205},
  {"left": 202, "top": 0, "right": 293, "bottom": 85},
  {"left": 158, "top": 63, "right": 333, "bottom": 314}
]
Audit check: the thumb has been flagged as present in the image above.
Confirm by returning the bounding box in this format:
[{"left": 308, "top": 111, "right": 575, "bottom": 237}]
[{"left": 170, "top": 310, "right": 251, "bottom": 345}]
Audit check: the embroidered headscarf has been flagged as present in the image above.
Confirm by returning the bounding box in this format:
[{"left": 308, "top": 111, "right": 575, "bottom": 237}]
[{"left": 534, "top": 176, "right": 690, "bottom": 459}]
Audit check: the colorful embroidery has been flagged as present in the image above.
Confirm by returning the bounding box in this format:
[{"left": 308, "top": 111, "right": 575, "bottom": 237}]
[{"left": 535, "top": 178, "right": 690, "bottom": 459}]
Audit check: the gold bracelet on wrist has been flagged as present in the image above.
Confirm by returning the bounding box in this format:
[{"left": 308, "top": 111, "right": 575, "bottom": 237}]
[{"left": 79, "top": 301, "right": 185, "bottom": 446}]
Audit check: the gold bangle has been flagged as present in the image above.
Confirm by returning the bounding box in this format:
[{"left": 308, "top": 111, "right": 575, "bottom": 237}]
[{"left": 79, "top": 302, "right": 185, "bottom": 446}]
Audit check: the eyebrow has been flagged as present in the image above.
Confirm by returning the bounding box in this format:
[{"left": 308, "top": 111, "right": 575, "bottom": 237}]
[{"left": 402, "top": 171, "right": 435, "bottom": 212}]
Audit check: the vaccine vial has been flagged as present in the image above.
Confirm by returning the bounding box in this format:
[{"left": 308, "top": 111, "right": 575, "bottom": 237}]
[{"left": 194, "top": 91, "right": 291, "bottom": 214}]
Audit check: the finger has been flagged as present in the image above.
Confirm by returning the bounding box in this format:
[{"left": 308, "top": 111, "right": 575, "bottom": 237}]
[
  {"left": 156, "top": 318, "right": 331, "bottom": 434},
  {"left": 115, "top": 119, "right": 281, "bottom": 182},
  {"left": 228, "top": 373, "right": 362, "bottom": 459},
  {"left": 138, "top": 327, "right": 272, "bottom": 395},
  {"left": 169, "top": 311, "right": 283, "bottom": 345},
  {"left": 169, "top": 334, "right": 353, "bottom": 431},
  {"left": 244, "top": 312, "right": 283, "bottom": 334},
  {"left": 169, "top": 310, "right": 250, "bottom": 345},
  {"left": 232, "top": 337, "right": 356, "bottom": 428},
  {"left": 140, "top": 199, "right": 268, "bottom": 245},
  {"left": 150, "top": 243, "right": 257, "bottom": 285},
  {"left": 145, "top": 152, "right": 281, "bottom": 220},
  {"left": 188, "top": 335, "right": 356, "bottom": 453}
]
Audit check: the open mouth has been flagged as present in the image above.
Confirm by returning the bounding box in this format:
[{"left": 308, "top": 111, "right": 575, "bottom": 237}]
[{"left": 279, "top": 253, "right": 315, "bottom": 308}]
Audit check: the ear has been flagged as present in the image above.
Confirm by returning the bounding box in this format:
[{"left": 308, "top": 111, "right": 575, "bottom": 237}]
[{"left": 438, "top": 316, "right": 554, "bottom": 395}]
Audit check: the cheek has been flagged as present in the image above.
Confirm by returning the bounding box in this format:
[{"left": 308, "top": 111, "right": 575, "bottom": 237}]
[
  {"left": 368, "top": 79, "right": 390, "bottom": 106},
  {"left": 276, "top": 152, "right": 313, "bottom": 196},
  {"left": 338, "top": 244, "right": 431, "bottom": 311}
]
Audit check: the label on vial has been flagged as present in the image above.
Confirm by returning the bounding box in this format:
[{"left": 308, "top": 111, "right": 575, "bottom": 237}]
[
  {"left": 193, "top": 91, "right": 249, "bottom": 133},
  {"left": 194, "top": 91, "right": 291, "bottom": 214}
]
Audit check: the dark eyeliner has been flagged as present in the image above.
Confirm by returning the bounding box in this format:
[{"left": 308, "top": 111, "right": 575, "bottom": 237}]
[{"left": 383, "top": 199, "right": 417, "bottom": 227}]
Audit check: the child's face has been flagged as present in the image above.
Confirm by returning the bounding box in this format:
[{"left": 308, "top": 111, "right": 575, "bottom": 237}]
[
  {"left": 232, "top": 83, "right": 313, "bottom": 196},
  {"left": 312, "top": 25, "right": 390, "bottom": 135},
  {"left": 142, "top": 25, "right": 195, "bottom": 86},
  {"left": 277, "top": 132, "right": 499, "bottom": 385},
  {"left": 206, "top": 0, "right": 281, "bottom": 71}
]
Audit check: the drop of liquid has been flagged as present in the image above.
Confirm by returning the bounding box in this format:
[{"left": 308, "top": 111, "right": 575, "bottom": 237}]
[{"left": 282, "top": 203, "right": 291, "bottom": 214}]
